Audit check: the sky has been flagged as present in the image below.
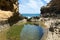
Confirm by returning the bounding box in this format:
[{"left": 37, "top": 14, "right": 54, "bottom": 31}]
[{"left": 18, "top": 0, "right": 51, "bottom": 14}]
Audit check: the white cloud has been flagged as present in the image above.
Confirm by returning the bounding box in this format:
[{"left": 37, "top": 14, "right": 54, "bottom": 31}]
[
  {"left": 44, "top": 0, "right": 51, "bottom": 3},
  {"left": 27, "top": 0, "right": 38, "bottom": 9},
  {"left": 19, "top": 0, "right": 51, "bottom": 14}
]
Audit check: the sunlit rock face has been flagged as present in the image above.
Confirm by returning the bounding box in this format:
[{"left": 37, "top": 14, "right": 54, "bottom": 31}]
[
  {"left": 0, "top": 0, "right": 14, "bottom": 21},
  {"left": 0, "top": 10, "right": 13, "bottom": 21},
  {"left": 20, "top": 24, "right": 44, "bottom": 40},
  {"left": 0, "top": 0, "right": 21, "bottom": 26}
]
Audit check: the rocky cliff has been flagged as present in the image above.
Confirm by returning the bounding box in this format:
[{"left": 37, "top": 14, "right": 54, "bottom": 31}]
[
  {"left": 40, "top": 0, "right": 60, "bottom": 40},
  {"left": 40, "top": 0, "right": 60, "bottom": 18},
  {"left": 0, "top": 0, "right": 23, "bottom": 26}
]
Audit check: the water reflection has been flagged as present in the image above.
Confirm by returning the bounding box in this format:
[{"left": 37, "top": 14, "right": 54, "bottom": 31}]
[{"left": 20, "top": 24, "right": 44, "bottom": 40}]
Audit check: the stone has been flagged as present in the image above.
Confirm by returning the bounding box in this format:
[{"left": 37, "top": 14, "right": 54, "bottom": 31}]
[
  {"left": 40, "top": 0, "right": 60, "bottom": 18},
  {"left": 0, "top": 0, "right": 22, "bottom": 26}
]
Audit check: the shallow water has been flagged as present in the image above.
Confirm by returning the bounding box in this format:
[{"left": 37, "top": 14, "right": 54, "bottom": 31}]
[{"left": 20, "top": 24, "right": 44, "bottom": 40}]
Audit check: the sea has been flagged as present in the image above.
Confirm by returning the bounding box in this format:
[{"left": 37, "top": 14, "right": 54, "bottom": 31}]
[{"left": 21, "top": 14, "right": 40, "bottom": 18}]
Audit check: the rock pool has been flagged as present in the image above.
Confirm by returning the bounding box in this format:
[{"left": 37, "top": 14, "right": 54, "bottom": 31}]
[{"left": 20, "top": 24, "right": 44, "bottom": 40}]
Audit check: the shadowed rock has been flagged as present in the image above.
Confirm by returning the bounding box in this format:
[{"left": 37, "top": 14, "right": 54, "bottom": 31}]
[{"left": 0, "top": 0, "right": 23, "bottom": 26}]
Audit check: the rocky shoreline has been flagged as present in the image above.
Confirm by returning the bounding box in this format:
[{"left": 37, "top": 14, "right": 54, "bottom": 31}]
[
  {"left": 40, "top": 0, "right": 60, "bottom": 40},
  {"left": 39, "top": 18, "right": 60, "bottom": 40}
]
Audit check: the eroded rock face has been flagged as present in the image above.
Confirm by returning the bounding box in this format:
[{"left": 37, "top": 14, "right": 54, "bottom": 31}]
[
  {"left": 0, "top": 0, "right": 18, "bottom": 11},
  {"left": 46, "top": 21, "right": 60, "bottom": 40},
  {"left": 0, "top": 0, "right": 21, "bottom": 26},
  {"left": 49, "top": 0, "right": 60, "bottom": 10},
  {"left": 40, "top": 0, "right": 60, "bottom": 18},
  {"left": 40, "top": 0, "right": 60, "bottom": 40},
  {"left": 0, "top": 10, "right": 13, "bottom": 21},
  {"left": 40, "top": 18, "right": 60, "bottom": 40}
]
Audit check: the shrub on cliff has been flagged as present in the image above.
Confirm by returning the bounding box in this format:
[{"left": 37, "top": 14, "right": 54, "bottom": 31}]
[{"left": 8, "top": 12, "right": 24, "bottom": 26}]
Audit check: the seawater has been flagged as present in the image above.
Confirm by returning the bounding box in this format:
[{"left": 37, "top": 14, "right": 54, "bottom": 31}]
[{"left": 21, "top": 14, "right": 40, "bottom": 18}]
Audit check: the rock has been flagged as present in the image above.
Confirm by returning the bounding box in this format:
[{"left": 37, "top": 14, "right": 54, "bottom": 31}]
[
  {"left": 39, "top": 18, "right": 60, "bottom": 40},
  {"left": 40, "top": 0, "right": 60, "bottom": 40},
  {"left": 0, "top": 10, "right": 13, "bottom": 21},
  {"left": 0, "top": 0, "right": 23, "bottom": 26},
  {"left": 40, "top": 0, "right": 60, "bottom": 18},
  {"left": 0, "top": 0, "right": 23, "bottom": 32}
]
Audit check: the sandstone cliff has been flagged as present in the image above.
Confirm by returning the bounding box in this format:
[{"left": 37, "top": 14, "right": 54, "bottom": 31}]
[{"left": 0, "top": 0, "right": 22, "bottom": 26}]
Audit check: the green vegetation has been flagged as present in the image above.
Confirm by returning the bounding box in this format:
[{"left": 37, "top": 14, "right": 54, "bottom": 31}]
[
  {"left": 6, "top": 21, "right": 46, "bottom": 40},
  {"left": 6, "top": 22, "right": 33, "bottom": 40},
  {"left": 8, "top": 12, "right": 24, "bottom": 26},
  {"left": 7, "top": 24, "right": 24, "bottom": 40},
  {"left": 25, "top": 22, "right": 33, "bottom": 25}
]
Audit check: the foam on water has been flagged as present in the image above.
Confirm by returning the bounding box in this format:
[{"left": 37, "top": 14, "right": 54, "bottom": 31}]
[{"left": 27, "top": 16, "right": 31, "bottom": 19}]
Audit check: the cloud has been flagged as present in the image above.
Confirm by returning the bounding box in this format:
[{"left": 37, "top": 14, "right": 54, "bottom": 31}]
[
  {"left": 27, "top": 0, "right": 38, "bottom": 9},
  {"left": 19, "top": 0, "right": 51, "bottom": 14},
  {"left": 44, "top": 0, "right": 51, "bottom": 3}
]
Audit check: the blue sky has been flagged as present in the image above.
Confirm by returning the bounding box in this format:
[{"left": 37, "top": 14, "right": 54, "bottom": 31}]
[{"left": 18, "top": 0, "right": 51, "bottom": 14}]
